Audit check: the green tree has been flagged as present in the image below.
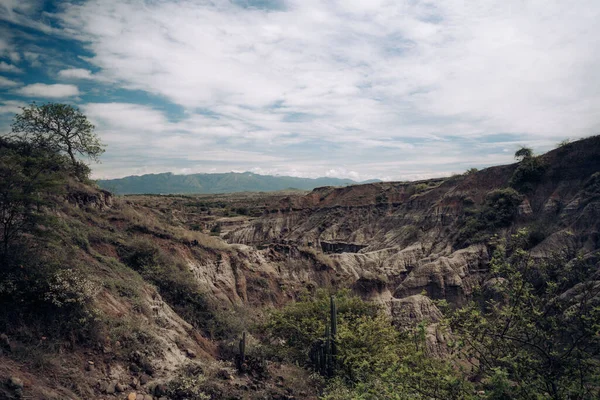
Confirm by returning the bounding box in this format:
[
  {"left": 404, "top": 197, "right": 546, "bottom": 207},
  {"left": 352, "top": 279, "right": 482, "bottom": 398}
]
[
  {"left": 0, "top": 137, "right": 67, "bottom": 259},
  {"left": 451, "top": 230, "right": 600, "bottom": 399},
  {"left": 11, "top": 102, "right": 105, "bottom": 167},
  {"left": 514, "top": 146, "right": 533, "bottom": 161}
]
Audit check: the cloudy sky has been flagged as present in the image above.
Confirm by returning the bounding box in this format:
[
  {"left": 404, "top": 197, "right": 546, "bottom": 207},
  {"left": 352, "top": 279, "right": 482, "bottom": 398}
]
[{"left": 1, "top": 0, "right": 599, "bottom": 181}]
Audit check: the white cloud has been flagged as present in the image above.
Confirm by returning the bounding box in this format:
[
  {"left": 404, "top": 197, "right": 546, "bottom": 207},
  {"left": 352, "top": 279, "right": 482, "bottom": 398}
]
[
  {"left": 16, "top": 83, "right": 80, "bottom": 98},
  {"left": 0, "top": 76, "right": 20, "bottom": 88},
  {"left": 0, "top": 61, "right": 23, "bottom": 73},
  {"left": 0, "top": 0, "right": 58, "bottom": 34},
  {"left": 23, "top": 51, "right": 41, "bottom": 67},
  {"left": 4, "top": 0, "right": 590, "bottom": 180},
  {"left": 56, "top": 0, "right": 600, "bottom": 141},
  {"left": 0, "top": 100, "right": 27, "bottom": 114},
  {"left": 8, "top": 52, "right": 20, "bottom": 63},
  {"left": 58, "top": 68, "right": 97, "bottom": 80}
]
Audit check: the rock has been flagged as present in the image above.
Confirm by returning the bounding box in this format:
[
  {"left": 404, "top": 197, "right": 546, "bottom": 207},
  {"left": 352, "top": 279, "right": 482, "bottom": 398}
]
[
  {"left": 116, "top": 383, "right": 127, "bottom": 392},
  {"left": 139, "top": 374, "right": 150, "bottom": 385},
  {"left": 144, "top": 395, "right": 153, "bottom": 400},
  {"left": 8, "top": 376, "right": 23, "bottom": 389},
  {"left": 106, "top": 380, "right": 117, "bottom": 394},
  {"left": 131, "top": 377, "right": 140, "bottom": 389},
  {"left": 185, "top": 348, "right": 196, "bottom": 358},
  {"left": 85, "top": 363, "right": 95, "bottom": 372},
  {"left": 564, "top": 197, "right": 581, "bottom": 213},
  {"left": 97, "top": 381, "right": 108, "bottom": 392},
  {"left": 154, "top": 384, "right": 167, "bottom": 396},
  {"left": 136, "top": 394, "right": 145, "bottom": 400},
  {"left": 128, "top": 393, "right": 137, "bottom": 400},
  {"left": 518, "top": 199, "right": 533, "bottom": 216},
  {"left": 391, "top": 294, "right": 442, "bottom": 328},
  {"left": 543, "top": 197, "right": 561, "bottom": 213},
  {"left": 216, "top": 369, "right": 233, "bottom": 380},
  {"left": 159, "top": 398, "right": 168, "bottom": 400}
]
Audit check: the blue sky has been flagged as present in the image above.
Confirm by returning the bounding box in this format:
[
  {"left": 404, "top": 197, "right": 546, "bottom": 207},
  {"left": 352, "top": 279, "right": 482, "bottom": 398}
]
[{"left": 1, "top": 0, "right": 599, "bottom": 180}]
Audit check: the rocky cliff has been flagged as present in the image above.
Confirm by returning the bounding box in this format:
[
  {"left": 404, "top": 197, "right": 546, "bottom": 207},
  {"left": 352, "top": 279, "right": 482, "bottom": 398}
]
[{"left": 225, "top": 136, "right": 600, "bottom": 309}]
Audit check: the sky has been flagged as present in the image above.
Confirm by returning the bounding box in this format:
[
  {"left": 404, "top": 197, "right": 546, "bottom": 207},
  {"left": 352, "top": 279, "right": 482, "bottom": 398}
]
[{"left": 0, "top": 0, "right": 599, "bottom": 181}]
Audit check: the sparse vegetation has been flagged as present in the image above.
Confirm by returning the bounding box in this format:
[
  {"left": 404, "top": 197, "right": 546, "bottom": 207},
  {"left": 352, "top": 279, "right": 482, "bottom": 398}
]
[{"left": 458, "top": 188, "right": 523, "bottom": 246}]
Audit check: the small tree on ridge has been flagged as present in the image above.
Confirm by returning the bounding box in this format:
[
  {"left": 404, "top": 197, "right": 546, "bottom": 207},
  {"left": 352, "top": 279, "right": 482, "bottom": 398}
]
[{"left": 11, "top": 102, "right": 105, "bottom": 167}]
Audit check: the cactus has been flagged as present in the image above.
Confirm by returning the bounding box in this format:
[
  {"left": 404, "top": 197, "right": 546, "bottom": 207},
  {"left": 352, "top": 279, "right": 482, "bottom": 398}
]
[
  {"left": 237, "top": 331, "right": 246, "bottom": 372},
  {"left": 330, "top": 295, "right": 337, "bottom": 362},
  {"left": 310, "top": 295, "right": 339, "bottom": 377}
]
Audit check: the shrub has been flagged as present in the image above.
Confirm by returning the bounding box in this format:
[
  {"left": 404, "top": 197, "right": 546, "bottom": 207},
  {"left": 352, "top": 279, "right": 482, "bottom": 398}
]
[
  {"left": 510, "top": 155, "right": 546, "bottom": 192},
  {"left": 265, "top": 289, "right": 379, "bottom": 363},
  {"left": 514, "top": 146, "right": 533, "bottom": 160},
  {"left": 267, "top": 290, "right": 473, "bottom": 399},
  {"left": 414, "top": 183, "right": 429, "bottom": 193},
  {"left": 44, "top": 268, "right": 99, "bottom": 321},
  {"left": 166, "top": 364, "right": 211, "bottom": 400},
  {"left": 210, "top": 223, "right": 221, "bottom": 236},
  {"left": 457, "top": 188, "right": 523, "bottom": 246},
  {"left": 451, "top": 231, "right": 600, "bottom": 399}
]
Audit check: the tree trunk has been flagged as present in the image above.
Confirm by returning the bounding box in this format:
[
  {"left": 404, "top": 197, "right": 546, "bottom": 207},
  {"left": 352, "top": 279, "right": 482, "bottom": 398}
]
[{"left": 67, "top": 143, "right": 76, "bottom": 166}]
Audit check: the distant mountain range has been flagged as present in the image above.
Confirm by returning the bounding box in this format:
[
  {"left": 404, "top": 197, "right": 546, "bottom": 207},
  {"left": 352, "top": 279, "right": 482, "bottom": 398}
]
[{"left": 97, "top": 172, "right": 381, "bottom": 195}]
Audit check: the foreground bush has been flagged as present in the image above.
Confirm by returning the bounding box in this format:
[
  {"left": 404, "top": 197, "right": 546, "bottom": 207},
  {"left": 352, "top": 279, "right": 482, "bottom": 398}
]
[{"left": 266, "top": 290, "right": 473, "bottom": 399}]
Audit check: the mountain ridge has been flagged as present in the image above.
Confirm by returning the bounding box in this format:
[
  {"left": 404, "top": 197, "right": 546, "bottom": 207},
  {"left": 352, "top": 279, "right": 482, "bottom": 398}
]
[{"left": 97, "top": 171, "right": 382, "bottom": 195}]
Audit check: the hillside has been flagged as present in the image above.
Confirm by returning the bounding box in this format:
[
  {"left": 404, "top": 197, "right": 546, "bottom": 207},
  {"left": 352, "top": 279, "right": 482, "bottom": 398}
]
[
  {"left": 1, "top": 136, "right": 599, "bottom": 399},
  {"left": 97, "top": 172, "right": 380, "bottom": 195}
]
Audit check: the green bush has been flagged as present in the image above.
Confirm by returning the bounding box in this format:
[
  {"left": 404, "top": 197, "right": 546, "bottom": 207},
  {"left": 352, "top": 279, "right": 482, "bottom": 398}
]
[
  {"left": 266, "top": 290, "right": 473, "bottom": 399},
  {"left": 451, "top": 231, "right": 600, "bottom": 399},
  {"left": 166, "top": 364, "right": 211, "bottom": 400},
  {"left": 265, "top": 289, "right": 379, "bottom": 363},
  {"left": 0, "top": 249, "right": 100, "bottom": 343},
  {"left": 510, "top": 156, "right": 546, "bottom": 192},
  {"left": 457, "top": 188, "right": 523, "bottom": 246}
]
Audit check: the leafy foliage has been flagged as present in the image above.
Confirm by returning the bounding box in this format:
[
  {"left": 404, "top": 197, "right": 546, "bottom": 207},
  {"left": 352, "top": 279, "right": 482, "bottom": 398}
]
[
  {"left": 166, "top": 364, "right": 211, "bottom": 400},
  {"left": 451, "top": 230, "right": 600, "bottom": 399},
  {"left": 266, "top": 289, "right": 379, "bottom": 362},
  {"left": 510, "top": 155, "right": 546, "bottom": 192},
  {"left": 0, "top": 104, "right": 104, "bottom": 344},
  {"left": 266, "top": 290, "right": 473, "bottom": 399},
  {"left": 0, "top": 137, "right": 68, "bottom": 258},
  {"left": 514, "top": 146, "right": 533, "bottom": 161},
  {"left": 11, "top": 102, "right": 105, "bottom": 167},
  {"left": 458, "top": 188, "right": 523, "bottom": 246}
]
